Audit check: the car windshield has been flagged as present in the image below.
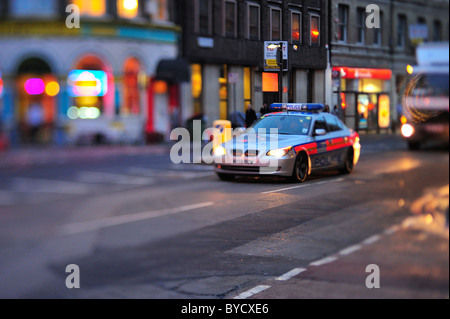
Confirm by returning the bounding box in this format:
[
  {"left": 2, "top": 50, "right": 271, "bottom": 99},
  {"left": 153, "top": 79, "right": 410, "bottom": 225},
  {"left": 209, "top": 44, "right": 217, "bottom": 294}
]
[{"left": 250, "top": 115, "right": 312, "bottom": 136}]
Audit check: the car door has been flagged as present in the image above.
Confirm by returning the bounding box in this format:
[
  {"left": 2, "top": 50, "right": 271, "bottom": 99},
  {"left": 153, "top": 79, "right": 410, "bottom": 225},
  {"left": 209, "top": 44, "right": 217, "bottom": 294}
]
[
  {"left": 323, "top": 114, "right": 348, "bottom": 168},
  {"left": 311, "top": 115, "right": 331, "bottom": 170}
]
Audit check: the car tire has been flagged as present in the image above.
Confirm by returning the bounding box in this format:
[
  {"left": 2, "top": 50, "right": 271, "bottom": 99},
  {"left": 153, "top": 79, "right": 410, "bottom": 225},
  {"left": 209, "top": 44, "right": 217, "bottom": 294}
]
[
  {"left": 341, "top": 147, "right": 355, "bottom": 175},
  {"left": 217, "top": 173, "right": 235, "bottom": 181},
  {"left": 292, "top": 152, "right": 309, "bottom": 183},
  {"left": 408, "top": 141, "right": 421, "bottom": 150}
]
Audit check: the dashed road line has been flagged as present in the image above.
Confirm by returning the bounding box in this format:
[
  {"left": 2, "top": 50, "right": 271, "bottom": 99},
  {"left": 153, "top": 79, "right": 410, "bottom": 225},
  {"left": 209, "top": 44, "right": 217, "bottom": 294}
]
[
  {"left": 338, "top": 244, "right": 363, "bottom": 256},
  {"left": 233, "top": 285, "right": 271, "bottom": 300},
  {"left": 261, "top": 178, "right": 345, "bottom": 195},
  {"left": 58, "top": 201, "right": 215, "bottom": 236},
  {"left": 309, "top": 256, "right": 338, "bottom": 267},
  {"left": 276, "top": 268, "right": 307, "bottom": 281}
]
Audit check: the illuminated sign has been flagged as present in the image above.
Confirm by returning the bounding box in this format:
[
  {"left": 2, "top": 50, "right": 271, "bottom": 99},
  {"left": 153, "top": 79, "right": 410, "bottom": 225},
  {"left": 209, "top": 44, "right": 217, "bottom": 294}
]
[
  {"left": 68, "top": 70, "right": 108, "bottom": 97},
  {"left": 332, "top": 67, "right": 392, "bottom": 81},
  {"left": 24, "top": 78, "right": 45, "bottom": 95},
  {"left": 0, "top": 71, "right": 3, "bottom": 97}
]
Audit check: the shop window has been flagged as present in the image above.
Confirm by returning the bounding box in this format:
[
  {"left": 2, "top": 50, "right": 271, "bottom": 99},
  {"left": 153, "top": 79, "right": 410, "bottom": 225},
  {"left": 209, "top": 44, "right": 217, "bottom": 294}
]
[
  {"left": 219, "top": 65, "right": 228, "bottom": 121},
  {"left": 69, "top": 55, "right": 114, "bottom": 119},
  {"left": 72, "top": 0, "right": 106, "bottom": 17},
  {"left": 10, "top": 0, "right": 58, "bottom": 17},
  {"left": 191, "top": 64, "right": 203, "bottom": 114},
  {"left": 262, "top": 72, "right": 278, "bottom": 93},
  {"left": 244, "top": 67, "right": 252, "bottom": 108},
  {"left": 123, "top": 57, "right": 142, "bottom": 116},
  {"left": 117, "top": 0, "right": 139, "bottom": 19}
]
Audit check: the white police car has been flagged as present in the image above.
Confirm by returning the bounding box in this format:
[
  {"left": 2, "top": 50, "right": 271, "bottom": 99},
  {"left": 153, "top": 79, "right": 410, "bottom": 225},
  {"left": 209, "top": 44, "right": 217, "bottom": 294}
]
[{"left": 214, "top": 103, "right": 361, "bottom": 182}]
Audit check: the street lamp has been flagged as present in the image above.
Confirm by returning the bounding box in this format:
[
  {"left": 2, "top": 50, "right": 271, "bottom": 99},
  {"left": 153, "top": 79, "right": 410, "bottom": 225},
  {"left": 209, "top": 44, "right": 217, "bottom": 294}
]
[{"left": 267, "top": 42, "right": 284, "bottom": 102}]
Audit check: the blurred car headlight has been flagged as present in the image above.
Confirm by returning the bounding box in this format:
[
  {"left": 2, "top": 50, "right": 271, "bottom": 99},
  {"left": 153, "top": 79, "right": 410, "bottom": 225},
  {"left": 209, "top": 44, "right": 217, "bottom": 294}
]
[
  {"left": 267, "top": 147, "right": 292, "bottom": 158},
  {"left": 402, "top": 124, "right": 415, "bottom": 138},
  {"left": 214, "top": 146, "right": 226, "bottom": 156}
]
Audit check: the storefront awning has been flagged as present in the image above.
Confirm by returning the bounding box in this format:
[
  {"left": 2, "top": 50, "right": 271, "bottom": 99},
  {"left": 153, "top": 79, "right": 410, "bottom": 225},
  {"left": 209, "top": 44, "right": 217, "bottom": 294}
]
[{"left": 155, "top": 58, "right": 190, "bottom": 84}]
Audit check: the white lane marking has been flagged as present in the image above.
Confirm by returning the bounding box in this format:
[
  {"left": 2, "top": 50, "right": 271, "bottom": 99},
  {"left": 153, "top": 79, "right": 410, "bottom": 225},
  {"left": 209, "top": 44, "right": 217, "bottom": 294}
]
[
  {"left": 339, "top": 244, "right": 362, "bottom": 256},
  {"left": 261, "top": 178, "right": 344, "bottom": 195},
  {"left": 384, "top": 225, "right": 401, "bottom": 235},
  {"left": 76, "top": 171, "right": 155, "bottom": 186},
  {"left": 11, "top": 178, "right": 92, "bottom": 195},
  {"left": 310, "top": 256, "right": 338, "bottom": 267},
  {"left": 233, "top": 285, "right": 271, "bottom": 300},
  {"left": 276, "top": 268, "right": 307, "bottom": 281},
  {"left": 362, "top": 235, "right": 381, "bottom": 245},
  {"left": 58, "top": 202, "right": 215, "bottom": 236},
  {"left": 127, "top": 167, "right": 214, "bottom": 179}
]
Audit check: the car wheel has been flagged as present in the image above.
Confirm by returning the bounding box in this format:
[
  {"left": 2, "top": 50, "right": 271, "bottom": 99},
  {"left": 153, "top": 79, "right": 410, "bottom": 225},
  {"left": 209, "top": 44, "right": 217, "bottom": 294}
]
[
  {"left": 341, "top": 147, "right": 355, "bottom": 175},
  {"left": 217, "top": 173, "right": 235, "bottom": 181},
  {"left": 292, "top": 152, "right": 309, "bottom": 183},
  {"left": 408, "top": 141, "right": 421, "bottom": 150}
]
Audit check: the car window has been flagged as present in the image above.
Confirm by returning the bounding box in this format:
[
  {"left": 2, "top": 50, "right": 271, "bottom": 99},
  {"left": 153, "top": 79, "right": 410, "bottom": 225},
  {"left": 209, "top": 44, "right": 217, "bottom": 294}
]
[
  {"left": 251, "top": 115, "right": 312, "bottom": 135},
  {"left": 325, "top": 115, "right": 342, "bottom": 132},
  {"left": 314, "top": 116, "right": 328, "bottom": 132}
]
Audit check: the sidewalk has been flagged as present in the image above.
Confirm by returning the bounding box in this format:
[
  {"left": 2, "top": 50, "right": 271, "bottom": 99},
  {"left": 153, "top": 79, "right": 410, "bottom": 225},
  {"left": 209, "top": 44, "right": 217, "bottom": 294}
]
[{"left": 0, "top": 143, "right": 173, "bottom": 169}]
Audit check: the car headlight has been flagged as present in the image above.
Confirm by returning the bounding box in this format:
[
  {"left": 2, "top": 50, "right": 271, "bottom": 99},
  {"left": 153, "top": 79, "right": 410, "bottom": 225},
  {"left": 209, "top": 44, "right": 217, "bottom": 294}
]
[
  {"left": 401, "top": 124, "right": 415, "bottom": 138},
  {"left": 267, "top": 147, "right": 292, "bottom": 158},
  {"left": 214, "top": 146, "right": 226, "bottom": 156}
]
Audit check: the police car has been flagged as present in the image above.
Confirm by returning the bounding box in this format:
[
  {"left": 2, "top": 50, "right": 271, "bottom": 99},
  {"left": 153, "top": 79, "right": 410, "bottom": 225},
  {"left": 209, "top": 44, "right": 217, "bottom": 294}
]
[{"left": 213, "top": 103, "right": 361, "bottom": 182}]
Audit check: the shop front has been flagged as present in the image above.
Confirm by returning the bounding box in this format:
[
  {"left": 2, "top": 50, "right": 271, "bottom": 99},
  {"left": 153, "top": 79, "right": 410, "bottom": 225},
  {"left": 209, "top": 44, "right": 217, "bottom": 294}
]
[{"left": 333, "top": 67, "right": 392, "bottom": 133}]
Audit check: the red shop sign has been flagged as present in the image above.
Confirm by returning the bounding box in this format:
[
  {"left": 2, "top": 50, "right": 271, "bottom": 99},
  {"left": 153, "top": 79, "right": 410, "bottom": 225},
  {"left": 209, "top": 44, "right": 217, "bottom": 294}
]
[{"left": 333, "top": 67, "right": 392, "bottom": 80}]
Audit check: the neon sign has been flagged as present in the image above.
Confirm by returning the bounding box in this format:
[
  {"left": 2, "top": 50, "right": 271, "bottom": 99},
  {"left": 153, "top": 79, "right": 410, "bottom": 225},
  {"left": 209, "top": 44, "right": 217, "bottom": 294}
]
[
  {"left": 68, "top": 70, "right": 108, "bottom": 97},
  {"left": 0, "top": 71, "right": 3, "bottom": 97},
  {"left": 24, "top": 78, "right": 45, "bottom": 95}
]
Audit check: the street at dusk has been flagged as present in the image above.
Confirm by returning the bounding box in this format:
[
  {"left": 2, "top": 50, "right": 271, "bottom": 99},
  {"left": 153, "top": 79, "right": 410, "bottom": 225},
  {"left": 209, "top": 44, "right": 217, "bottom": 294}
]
[
  {"left": 0, "top": 135, "right": 448, "bottom": 299},
  {"left": 0, "top": 0, "right": 448, "bottom": 304}
]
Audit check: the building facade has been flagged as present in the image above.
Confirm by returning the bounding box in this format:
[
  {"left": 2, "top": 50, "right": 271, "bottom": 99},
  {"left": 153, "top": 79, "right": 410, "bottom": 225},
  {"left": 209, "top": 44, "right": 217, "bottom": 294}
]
[
  {"left": 329, "top": 0, "right": 449, "bottom": 133},
  {"left": 0, "top": 0, "right": 186, "bottom": 146},
  {"left": 177, "top": 0, "right": 330, "bottom": 128}
]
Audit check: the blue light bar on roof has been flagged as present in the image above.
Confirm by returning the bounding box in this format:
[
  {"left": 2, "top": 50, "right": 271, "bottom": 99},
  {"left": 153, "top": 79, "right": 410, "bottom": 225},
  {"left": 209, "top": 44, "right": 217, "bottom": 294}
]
[{"left": 270, "top": 103, "right": 325, "bottom": 112}]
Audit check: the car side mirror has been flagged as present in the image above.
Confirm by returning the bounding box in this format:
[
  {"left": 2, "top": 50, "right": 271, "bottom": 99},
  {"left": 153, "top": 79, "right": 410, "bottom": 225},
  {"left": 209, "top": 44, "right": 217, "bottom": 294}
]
[{"left": 314, "top": 129, "right": 327, "bottom": 136}]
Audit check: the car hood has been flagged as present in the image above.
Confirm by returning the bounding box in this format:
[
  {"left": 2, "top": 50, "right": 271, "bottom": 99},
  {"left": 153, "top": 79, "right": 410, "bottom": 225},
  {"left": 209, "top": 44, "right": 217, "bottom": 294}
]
[{"left": 224, "top": 133, "right": 311, "bottom": 151}]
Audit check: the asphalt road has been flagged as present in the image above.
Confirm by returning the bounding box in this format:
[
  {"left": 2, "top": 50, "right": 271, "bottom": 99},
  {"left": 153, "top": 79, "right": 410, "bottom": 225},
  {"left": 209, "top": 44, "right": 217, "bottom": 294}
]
[{"left": 0, "top": 135, "right": 448, "bottom": 299}]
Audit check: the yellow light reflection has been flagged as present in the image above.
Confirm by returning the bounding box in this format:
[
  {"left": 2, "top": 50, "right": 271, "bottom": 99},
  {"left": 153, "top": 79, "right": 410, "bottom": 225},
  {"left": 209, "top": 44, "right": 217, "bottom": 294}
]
[
  {"left": 117, "top": 0, "right": 139, "bottom": 19},
  {"left": 45, "top": 81, "right": 60, "bottom": 97}
]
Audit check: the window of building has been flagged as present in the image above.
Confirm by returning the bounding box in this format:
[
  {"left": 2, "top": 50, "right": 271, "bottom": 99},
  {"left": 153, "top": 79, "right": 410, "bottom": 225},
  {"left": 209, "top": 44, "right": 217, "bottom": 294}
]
[
  {"left": 224, "top": 0, "right": 237, "bottom": 38},
  {"left": 247, "top": 2, "right": 260, "bottom": 40},
  {"left": 72, "top": 0, "right": 106, "bottom": 17},
  {"left": 196, "top": 0, "right": 213, "bottom": 36},
  {"left": 10, "top": 0, "right": 58, "bottom": 17},
  {"left": 373, "top": 11, "right": 383, "bottom": 46},
  {"left": 433, "top": 20, "right": 442, "bottom": 42},
  {"left": 147, "top": 0, "right": 169, "bottom": 21},
  {"left": 397, "top": 15, "right": 407, "bottom": 48},
  {"left": 270, "top": 7, "right": 282, "bottom": 41},
  {"left": 117, "top": 0, "right": 139, "bottom": 19},
  {"left": 337, "top": 5, "right": 348, "bottom": 42},
  {"left": 291, "top": 11, "right": 302, "bottom": 43},
  {"left": 356, "top": 8, "right": 365, "bottom": 44},
  {"left": 310, "top": 14, "right": 320, "bottom": 46}
]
